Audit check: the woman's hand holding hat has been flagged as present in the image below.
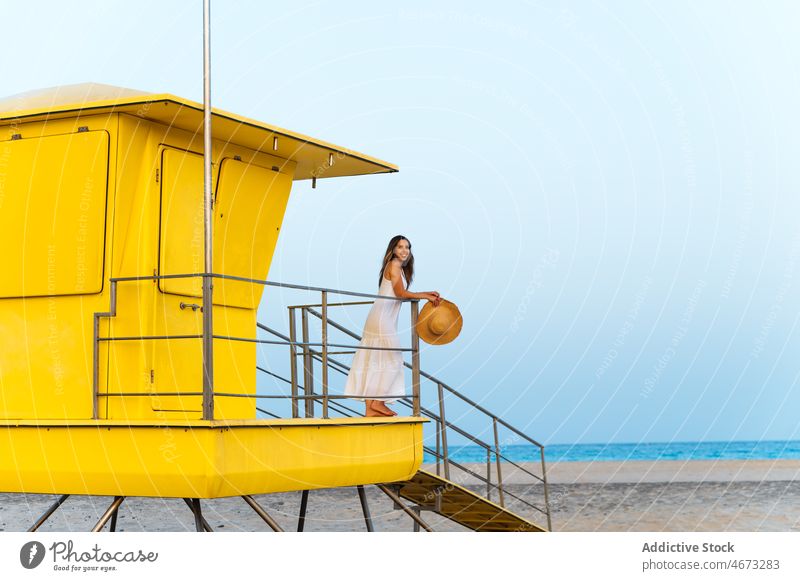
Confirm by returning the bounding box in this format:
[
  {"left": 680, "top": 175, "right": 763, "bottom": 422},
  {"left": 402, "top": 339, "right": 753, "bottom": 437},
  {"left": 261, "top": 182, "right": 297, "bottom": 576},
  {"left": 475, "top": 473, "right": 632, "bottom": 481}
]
[{"left": 423, "top": 291, "right": 441, "bottom": 306}]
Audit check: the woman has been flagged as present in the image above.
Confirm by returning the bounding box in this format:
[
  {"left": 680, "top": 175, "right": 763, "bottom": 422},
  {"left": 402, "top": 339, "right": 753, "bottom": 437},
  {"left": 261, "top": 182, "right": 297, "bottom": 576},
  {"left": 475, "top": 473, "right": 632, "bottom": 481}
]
[{"left": 344, "top": 235, "right": 441, "bottom": 417}]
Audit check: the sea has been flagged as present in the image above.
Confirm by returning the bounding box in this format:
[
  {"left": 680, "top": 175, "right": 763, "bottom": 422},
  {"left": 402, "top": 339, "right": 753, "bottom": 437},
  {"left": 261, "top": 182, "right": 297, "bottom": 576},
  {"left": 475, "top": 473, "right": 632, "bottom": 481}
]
[{"left": 422, "top": 440, "right": 800, "bottom": 464}]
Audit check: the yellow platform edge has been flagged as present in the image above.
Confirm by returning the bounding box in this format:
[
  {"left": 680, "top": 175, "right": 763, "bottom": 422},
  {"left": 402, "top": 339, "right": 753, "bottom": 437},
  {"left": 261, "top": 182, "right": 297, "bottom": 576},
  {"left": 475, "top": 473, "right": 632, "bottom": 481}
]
[{"left": 0, "top": 417, "right": 426, "bottom": 499}]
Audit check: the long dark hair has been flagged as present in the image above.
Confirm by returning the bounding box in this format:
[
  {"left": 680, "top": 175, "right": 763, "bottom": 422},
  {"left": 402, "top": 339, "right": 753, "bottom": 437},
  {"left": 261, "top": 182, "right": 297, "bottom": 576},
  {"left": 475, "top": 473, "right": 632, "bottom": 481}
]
[{"left": 378, "top": 235, "right": 414, "bottom": 288}]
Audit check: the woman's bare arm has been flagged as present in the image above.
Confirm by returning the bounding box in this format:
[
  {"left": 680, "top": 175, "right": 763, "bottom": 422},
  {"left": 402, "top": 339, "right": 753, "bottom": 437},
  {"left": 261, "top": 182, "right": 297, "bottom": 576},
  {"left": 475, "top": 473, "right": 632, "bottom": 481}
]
[{"left": 388, "top": 263, "right": 438, "bottom": 301}]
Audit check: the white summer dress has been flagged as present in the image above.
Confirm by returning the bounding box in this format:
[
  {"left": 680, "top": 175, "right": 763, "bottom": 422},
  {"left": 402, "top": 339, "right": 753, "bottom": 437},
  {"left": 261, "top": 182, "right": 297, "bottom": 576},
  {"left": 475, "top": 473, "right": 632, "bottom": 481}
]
[{"left": 344, "top": 271, "right": 407, "bottom": 405}]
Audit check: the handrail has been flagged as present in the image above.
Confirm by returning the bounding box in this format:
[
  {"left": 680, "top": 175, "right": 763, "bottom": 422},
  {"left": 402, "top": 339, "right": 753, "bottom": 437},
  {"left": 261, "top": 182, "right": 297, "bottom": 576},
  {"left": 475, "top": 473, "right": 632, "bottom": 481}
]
[
  {"left": 287, "top": 300, "right": 373, "bottom": 309},
  {"left": 212, "top": 334, "right": 415, "bottom": 352},
  {"left": 94, "top": 272, "right": 423, "bottom": 422},
  {"left": 98, "top": 392, "right": 402, "bottom": 400},
  {"left": 109, "top": 272, "right": 411, "bottom": 302},
  {"left": 103, "top": 270, "right": 409, "bottom": 314}
]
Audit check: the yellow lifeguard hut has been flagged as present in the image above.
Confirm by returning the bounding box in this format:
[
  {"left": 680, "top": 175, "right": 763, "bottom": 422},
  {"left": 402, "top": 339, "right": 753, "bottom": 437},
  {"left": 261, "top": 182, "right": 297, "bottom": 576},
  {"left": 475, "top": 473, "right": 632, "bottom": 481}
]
[{"left": 0, "top": 83, "right": 550, "bottom": 532}]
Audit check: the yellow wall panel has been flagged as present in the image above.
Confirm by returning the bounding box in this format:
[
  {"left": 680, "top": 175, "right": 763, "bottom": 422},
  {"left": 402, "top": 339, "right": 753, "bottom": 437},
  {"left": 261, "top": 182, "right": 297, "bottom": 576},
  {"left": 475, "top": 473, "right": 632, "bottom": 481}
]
[
  {"left": 214, "top": 159, "right": 292, "bottom": 308},
  {"left": 0, "top": 131, "right": 108, "bottom": 297}
]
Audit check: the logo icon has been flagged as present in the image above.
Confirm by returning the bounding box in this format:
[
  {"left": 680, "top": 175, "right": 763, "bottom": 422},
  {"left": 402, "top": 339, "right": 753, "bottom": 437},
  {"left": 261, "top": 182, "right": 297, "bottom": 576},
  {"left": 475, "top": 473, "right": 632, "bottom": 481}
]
[{"left": 20, "top": 541, "right": 46, "bottom": 569}]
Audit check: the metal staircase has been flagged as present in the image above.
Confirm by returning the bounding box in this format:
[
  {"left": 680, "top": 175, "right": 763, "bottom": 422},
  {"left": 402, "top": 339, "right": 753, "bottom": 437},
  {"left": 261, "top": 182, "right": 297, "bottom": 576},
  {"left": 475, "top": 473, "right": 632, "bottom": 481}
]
[
  {"left": 255, "top": 298, "right": 552, "bottom": 532},
  {"left": 389, "top": 470, "right": 546, "bottom": 532}
]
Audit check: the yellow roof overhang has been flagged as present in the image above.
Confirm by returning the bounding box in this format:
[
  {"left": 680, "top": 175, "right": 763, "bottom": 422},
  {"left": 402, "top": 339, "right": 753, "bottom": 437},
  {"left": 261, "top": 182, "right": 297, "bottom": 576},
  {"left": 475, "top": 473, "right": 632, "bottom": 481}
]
[{"left": 0, "top": 83, "right": 397, "bottom": 181}]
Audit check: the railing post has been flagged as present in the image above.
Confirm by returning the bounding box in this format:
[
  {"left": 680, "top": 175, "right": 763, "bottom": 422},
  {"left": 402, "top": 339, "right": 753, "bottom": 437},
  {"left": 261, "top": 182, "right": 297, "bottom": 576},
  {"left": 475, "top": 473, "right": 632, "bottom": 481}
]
[
  {"left": 201, "top": 274, "right": 214, "bottom": 421},
  {"left": 486, "top": 448, "right": 491, "bottom": 500},
  {"left": 493, "top": 418, "right": 505, "bottom": 507},
  {"left": 411, "top": 300, "right": 421, "bottom": 417},
  {"left": 435, "top": 420, "right": 441, "bottom": 476},
  {"left": 321, "top": 291, "right": 329, "bottom": 419},
  {"left": 93, "top": 314, "right": 100, "bottom": 420},
  {"left": 437, "top": 382, "right": 450, "bottom": 480},
  {"left": 92, "top": 280, "right": 117, "bottom": 421},
  {"left": 540, "top": 445, "right": 552, "bottom": 531},
  {"left": 201, "top": 0, "right": 214, "bottom": 422},
  {"left": 301, "top": 307, "right": 314, "bottom": 418},
  {"left": 288, "top": 307, "right": 299, "bottom": 418}
]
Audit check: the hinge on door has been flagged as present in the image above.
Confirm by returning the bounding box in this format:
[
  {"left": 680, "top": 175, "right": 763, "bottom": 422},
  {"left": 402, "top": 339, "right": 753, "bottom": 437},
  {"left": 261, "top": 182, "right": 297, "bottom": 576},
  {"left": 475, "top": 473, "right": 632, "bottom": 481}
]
[
  {"left": 150, "top": 369, "right": 154, "bottom": 384},
  {"left": 155, "top": 169, "right": 160, "bottom": 183}
]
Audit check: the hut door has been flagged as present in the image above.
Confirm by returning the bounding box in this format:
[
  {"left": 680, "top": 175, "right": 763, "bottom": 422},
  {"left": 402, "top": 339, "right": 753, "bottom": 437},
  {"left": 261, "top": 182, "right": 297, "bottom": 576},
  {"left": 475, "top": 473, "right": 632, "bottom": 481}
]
[{"left": 152, "top": 147, "right": 206, "bottom": 416}]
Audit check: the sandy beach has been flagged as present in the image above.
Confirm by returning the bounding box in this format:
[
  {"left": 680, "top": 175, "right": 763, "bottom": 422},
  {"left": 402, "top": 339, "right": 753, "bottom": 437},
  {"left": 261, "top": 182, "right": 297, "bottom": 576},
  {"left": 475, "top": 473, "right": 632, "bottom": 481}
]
[{"left": 2, "top": 460, "right": 798, "bottom": 532}]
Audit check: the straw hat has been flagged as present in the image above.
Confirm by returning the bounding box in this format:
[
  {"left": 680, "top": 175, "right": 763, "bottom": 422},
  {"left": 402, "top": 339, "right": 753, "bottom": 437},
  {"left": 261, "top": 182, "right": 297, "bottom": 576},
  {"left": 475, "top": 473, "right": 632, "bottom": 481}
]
[{"left": 416, "top": 299, "right": 463, "bottom": 345}]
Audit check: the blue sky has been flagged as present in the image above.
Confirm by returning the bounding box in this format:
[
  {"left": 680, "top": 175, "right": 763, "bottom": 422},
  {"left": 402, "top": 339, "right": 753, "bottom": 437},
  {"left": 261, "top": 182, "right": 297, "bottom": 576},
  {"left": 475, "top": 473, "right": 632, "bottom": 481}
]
[{"left": 4, "top": 1, "right": 800, "bottom": 445}]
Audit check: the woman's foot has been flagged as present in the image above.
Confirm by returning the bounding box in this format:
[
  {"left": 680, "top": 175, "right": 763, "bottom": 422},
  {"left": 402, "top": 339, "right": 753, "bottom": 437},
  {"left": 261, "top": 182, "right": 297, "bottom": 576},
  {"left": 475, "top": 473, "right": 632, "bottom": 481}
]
[
  {"left": 371, "top": 400, "right": 397, "bottom": 416},
  {"left": 365, "top": 400, "right": 387, "bottom": 417},
  {"left": 366, "top": 400, "right": 397, "bottom": 417}
]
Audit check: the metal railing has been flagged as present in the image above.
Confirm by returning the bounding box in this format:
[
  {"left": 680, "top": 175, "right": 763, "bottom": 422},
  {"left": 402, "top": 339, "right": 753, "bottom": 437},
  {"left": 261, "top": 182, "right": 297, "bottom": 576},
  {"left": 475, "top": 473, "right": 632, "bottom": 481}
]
[
  {"left": 257, "top": 304, "right": 552, "bottom": 531},
  {"left": 92, "top": 272, "right": 423, "bottom": 419},
  {"left": 92, "top": 271, "right": 551, "bottom": 530}
]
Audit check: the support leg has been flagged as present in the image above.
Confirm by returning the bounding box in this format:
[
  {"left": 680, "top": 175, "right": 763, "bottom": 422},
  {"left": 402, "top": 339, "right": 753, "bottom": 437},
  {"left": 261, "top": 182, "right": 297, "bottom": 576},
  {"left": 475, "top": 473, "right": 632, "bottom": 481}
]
[
  {"left": 28, "top": 494, "right": 69, "bottom": 532},
  {"left": 91, "top": 497, "right": 125, "bottom": 532},
  {"left": 183, "top": 498, "right": 213, "bottom": 532},
  {"left": 242, "top": 495, "right": 284, "bottom": 532},
  {"left": 297, "top": 489, "right": 309, "bottom": 532},
  {"left": 356, "top": 485, "right": 374, "bottom": 532},
  {"left": 110, "top": 503, "right": 120, "bottom": 532},
  {"left": 376, "top": 484, "right": 433, "bottom": 532}
]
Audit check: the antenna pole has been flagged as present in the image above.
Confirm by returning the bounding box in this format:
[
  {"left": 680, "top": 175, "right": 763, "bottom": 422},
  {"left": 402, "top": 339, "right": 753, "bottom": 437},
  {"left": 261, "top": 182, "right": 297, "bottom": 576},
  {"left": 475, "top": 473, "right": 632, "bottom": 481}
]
[{"left": 202, "top": 0, "right": 214, "bottom": 420}]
